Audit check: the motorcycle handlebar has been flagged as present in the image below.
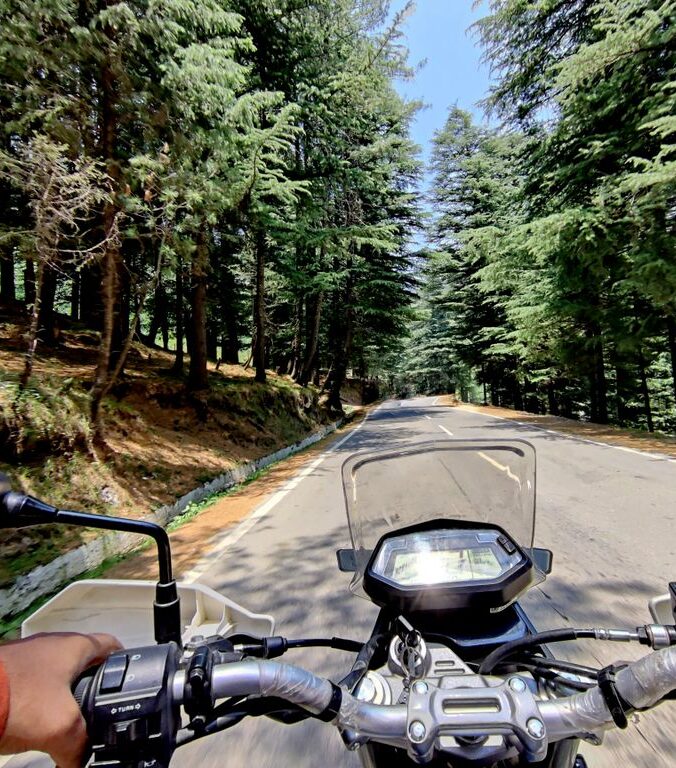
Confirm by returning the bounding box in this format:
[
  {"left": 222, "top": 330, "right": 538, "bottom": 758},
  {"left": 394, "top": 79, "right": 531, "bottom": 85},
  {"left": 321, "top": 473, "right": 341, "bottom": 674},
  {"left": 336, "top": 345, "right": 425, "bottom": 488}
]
[
  {"left": 77, "top": 644, "right": 675, "bottom": 767},
  {"left": 539, "top": 645, "right": 676, "bottom": 740},
  {"left": 177, "top": 646, "right": 676, "bottom": 748}
]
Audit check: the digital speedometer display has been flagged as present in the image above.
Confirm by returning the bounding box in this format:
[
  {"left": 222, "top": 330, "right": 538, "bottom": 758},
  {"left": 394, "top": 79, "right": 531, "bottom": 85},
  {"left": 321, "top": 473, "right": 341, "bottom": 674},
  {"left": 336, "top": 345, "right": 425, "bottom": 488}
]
[
  {"left": 391, "top": 547, "right": 502, "bottom": 585},
  {"left": 363, "top": 522, "right": 535, "bottom": 611}
]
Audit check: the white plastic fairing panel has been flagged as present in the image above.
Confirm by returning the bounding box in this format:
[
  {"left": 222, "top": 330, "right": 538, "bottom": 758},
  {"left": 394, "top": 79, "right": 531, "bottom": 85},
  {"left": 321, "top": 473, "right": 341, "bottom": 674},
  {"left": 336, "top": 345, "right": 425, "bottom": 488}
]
[{"left": 21, "top": 580, "right": 274, "bottom": 647}]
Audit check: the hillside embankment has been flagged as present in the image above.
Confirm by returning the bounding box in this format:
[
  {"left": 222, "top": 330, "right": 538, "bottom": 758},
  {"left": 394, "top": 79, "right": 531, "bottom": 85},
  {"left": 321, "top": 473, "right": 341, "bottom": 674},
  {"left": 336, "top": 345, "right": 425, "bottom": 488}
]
[{"left": 0, "top": 309, "right": 338, "bottom": 588}]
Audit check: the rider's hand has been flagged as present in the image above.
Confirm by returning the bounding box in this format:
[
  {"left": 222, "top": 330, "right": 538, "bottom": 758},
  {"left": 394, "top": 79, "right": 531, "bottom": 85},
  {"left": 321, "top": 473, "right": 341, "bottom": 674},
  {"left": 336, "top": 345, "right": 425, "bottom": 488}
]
[{"left": 0, "top": 632, "right": 122, "bottom": 768}]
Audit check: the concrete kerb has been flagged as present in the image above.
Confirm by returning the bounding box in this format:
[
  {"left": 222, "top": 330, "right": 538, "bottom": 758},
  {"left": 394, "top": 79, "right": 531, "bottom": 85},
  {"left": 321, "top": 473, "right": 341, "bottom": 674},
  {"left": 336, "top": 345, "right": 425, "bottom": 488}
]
[{"left": 0, "top": 419, "right": 343, "bottom": 619}]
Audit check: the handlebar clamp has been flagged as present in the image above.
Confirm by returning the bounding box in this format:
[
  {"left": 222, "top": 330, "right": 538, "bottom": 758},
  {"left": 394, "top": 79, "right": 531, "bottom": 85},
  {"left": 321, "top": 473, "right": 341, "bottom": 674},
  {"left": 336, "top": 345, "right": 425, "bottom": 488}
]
[
  {"left": 597, "top": 665, "right": 632, "bottom": 729},
  {"left": 405, "top": 677, "right": 548, "bottom": 764}
]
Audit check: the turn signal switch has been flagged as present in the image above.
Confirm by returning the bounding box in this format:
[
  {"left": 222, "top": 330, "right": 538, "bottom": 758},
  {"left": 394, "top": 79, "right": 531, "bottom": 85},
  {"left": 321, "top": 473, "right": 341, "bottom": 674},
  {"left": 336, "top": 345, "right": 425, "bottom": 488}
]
[{"left": 74, "top": 643, "right": 180, "bottom": 768}]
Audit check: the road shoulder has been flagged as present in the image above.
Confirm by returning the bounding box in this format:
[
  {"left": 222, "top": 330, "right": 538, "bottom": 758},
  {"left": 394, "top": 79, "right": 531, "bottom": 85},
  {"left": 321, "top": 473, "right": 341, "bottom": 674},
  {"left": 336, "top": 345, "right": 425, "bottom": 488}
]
[{"left": 453, "top": 402, "right": 676, "bottom": 459}]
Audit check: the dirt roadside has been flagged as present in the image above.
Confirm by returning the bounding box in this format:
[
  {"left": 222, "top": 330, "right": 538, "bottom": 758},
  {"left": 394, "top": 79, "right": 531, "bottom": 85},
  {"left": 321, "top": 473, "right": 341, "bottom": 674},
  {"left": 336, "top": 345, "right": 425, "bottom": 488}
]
[
  {"left": 102, "top": 407, "right": 371, "bottom": 582},
  {"left": 453, "top": 401, "right": 676, "bottom": 458}
]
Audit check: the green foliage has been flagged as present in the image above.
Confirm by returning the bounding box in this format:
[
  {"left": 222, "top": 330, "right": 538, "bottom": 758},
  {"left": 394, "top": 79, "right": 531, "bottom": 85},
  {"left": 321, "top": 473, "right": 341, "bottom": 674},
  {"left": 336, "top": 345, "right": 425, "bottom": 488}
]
[
  {"left": 0, "top": 0, "right": 421, "bottom": 435},
  {"left": 402, "top": 1, "right": 675, "bottom": 431}
]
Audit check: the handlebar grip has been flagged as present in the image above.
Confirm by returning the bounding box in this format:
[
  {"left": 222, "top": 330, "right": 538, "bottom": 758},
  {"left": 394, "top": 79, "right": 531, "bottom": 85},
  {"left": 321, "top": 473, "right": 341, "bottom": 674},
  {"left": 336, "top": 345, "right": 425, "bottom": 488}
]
[
  {"left": 72, "top": 665, "right": 99, "bottom": 711},
  {"left": 71, "top": 666, "right": 100, "bottom": 768}
]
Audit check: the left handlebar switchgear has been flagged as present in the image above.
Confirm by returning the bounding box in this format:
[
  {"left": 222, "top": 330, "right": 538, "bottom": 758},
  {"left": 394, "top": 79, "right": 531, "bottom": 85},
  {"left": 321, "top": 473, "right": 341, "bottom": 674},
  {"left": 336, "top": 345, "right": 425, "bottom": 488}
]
[{"left": 75, "top": 643, "right": 180, "bottom": 768}]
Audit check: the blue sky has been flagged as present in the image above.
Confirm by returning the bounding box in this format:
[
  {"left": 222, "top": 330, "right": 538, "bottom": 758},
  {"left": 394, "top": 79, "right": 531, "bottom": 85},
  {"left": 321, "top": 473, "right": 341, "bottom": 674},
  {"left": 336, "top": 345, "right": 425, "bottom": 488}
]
[{"left": 389, "top": 0, "right": 492, "bottom": 166}]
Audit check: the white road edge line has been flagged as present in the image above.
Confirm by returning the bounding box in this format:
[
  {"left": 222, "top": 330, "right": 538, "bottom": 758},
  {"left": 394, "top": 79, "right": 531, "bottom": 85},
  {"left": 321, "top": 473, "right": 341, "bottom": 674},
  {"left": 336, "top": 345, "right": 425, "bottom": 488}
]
[
  {"left": 438, "top": 424, "right": 453, "bottom": 437},
  {"left": 431, "top": 396, "right": 439, "bottom": 406},
  {"left": 465, "top": 409, "right": 676, "bottom": 464},
  {"left": 424, "top": 415, "right": 432, "bottom": 420},
  {"left": 181, "top": 405, "right": 380, "bottom": 583}
]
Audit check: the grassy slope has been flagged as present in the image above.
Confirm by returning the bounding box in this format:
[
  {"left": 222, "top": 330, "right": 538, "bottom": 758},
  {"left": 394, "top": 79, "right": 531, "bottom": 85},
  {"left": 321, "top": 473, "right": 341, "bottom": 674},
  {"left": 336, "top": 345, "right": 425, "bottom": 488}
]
[{"left": 0, "top": 311, "right": 332, "bottom": 586}]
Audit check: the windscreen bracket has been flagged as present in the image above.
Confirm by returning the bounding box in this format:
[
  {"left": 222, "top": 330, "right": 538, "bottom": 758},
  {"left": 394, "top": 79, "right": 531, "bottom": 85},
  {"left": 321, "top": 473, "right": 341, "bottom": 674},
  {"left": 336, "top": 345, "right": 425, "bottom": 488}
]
[{"left": 336, "top": 548, "right": 372, "bottom": 573}]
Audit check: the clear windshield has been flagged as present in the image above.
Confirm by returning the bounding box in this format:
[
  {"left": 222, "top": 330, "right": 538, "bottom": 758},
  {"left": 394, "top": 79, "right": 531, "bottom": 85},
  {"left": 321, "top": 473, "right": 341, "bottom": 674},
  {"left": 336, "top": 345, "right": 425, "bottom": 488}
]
[{"left": 340, "top": 439, "right": 541, "bottom": 595}]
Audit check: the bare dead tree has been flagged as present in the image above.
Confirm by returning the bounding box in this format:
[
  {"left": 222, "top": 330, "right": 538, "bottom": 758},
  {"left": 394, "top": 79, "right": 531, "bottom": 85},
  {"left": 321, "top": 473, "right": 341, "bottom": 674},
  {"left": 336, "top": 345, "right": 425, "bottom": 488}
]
[{"left": 0, "top": 136, "right": 116, "bottom": 393}]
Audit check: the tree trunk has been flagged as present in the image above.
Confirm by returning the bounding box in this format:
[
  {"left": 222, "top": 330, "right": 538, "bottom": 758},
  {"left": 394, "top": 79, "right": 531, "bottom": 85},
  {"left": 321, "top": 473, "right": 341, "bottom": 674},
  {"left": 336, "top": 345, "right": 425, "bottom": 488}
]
[
  {"left": 513, "top": 376, "right": 524, "bottom": 411},
  {"left": 547, "top": 381, "right": 559, "bottom": 416},
  {"left": 109, "top": 253, "right": 129, "bottom": 373},
  {"left": 90, "top": 39, "right": 121, "bottom": 444},
  {"left": 24, "top": 258, "right": 35, "bottom": 309},
  {"left": 37, "top": 263, "right": 58, "bottom": 345},
  {"left": 172, "top": 255, "right": 185, "bottom": 374},
  {"left": 327, "top": 320, "right": 352, "bottom": 412},
  {"left": 206, "top": 323, "right": 218, "bottom": 362},
  {"left": 223, "top": 311, "right": 239, "bottom": 364},
  {"left": 70, "top": 273, "right": 80, "bottom": 321},
  {"left": 594, "top": 336, "right": 608, "bottom": 424},
  {"left": 0, "top": 252, "right": 15, "bottom": 303},
  {"left": 489, "top": 374, "right": 498, "bottom": 406},
  {"left": 637, "top": 352, "right": 654, "bottom": 433},
  {"left": 253, "top": 228, "right": 266, "bottom": 384},
  {"left": 18, "top": 260, "right": 44, "bottom": 390},
  {"left": 667, "top": 315, "right": 676, "bottom": 405},
  {"left": 298, "top": 292, "right": 322, "bottom": 386},
  {"left": 79, "top": 262, "right": 101, "bottom": 329},
  {"left": 289, "top": 295, "right": 304, "bottom": 380},
  {"left": 146, "top": 270, "right": 169, "bottom": 350},
  {"left": 188, "top": 226, "right": 209, "bottom": 390},
  {"left": 161, "top": 310, "right": 169, "bottom": 351},
  {"left": 615, "top": 364, "right": 628, "bottom": 426},
  {"left": 327, "top": 275, "right": 353, "bottom": 412},
  {"left": 91, "top": 243, "right": 163, "bottom": 442},
  {"left": 90, "top": 244, "right": 118, "bottom": 442},
  {"left": 146, "top": 277, "right": 165, "bottom": 346},
  {"left": 586, "top": 319, "right": 608, "bottom": 424},
  {"left": 560, "top": 385, "right": 573, "bottom": 419},
  {"left": 243, "top": 335, "right": 254, "bottom": 369}
]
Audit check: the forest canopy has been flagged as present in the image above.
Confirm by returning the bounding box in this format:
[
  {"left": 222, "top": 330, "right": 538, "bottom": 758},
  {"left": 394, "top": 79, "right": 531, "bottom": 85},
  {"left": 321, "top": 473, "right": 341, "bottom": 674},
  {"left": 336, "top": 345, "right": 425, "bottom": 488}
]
[
  {"left": 397, "top": 0, "right": 676, "bottom": 433},
  {"left": 1, "top": 0, "right": 674, "bottom": 440},
  {"left": 0, "top": 0, "right": 421, "bottom": 443}
]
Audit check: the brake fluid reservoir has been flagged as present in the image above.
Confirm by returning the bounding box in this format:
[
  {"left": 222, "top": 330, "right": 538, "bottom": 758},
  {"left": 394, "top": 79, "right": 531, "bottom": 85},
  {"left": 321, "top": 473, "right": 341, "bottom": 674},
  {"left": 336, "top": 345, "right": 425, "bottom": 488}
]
[{"left": 354, "top": 671, "right": 392, "bottom": 705}]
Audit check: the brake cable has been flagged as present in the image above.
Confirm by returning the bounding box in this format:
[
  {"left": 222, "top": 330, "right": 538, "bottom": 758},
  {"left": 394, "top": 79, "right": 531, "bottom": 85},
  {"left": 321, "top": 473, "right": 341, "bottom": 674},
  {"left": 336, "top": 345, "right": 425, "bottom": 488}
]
[
  {"left": 494, "top": 661, "right": 595, "bottom": 692},
  {"left": 479, "top": 627, "right": 648, "bottom": 674}
]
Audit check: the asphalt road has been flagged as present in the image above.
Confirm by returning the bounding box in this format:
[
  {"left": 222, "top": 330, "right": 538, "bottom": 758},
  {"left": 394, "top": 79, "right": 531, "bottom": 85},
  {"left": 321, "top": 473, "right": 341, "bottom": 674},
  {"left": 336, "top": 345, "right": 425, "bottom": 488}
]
[
  {"left": 176, "top": 397, "right": 676, "bottom": 767},
  {"left": 7, "top": 397, "right": 675, "bottom": 768}
]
